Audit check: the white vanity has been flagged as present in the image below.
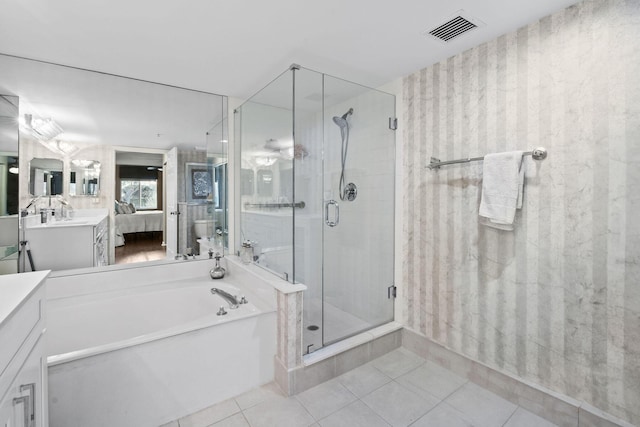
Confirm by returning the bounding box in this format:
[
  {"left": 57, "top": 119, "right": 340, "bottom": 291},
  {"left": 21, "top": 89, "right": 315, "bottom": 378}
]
[
  {"left": 22, "top": 209, "right": 109, "bottom": 271},
  {"left": 0, "top": 271, "right": 49, "bottom": 427}
]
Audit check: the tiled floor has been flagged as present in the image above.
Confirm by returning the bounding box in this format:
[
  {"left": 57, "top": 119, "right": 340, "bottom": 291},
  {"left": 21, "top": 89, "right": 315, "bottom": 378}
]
[{"left": 162, "top": 348, "right": 558, "bottom": 427}]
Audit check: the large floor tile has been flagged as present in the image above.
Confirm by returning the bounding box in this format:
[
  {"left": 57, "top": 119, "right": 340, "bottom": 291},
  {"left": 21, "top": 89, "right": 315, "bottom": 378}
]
[
  {"left": 234, "top": 382, "right": 285, "bottom": 410},
  {"left": 211, "top": 413, "right": 251, "bottom": 427},
  {"left": 296, "top": 378, "right": 358, "bottom": 420},
  {"left": 396, "top": 360, "right": 467, "bottom": 400},
  {"left": 318, "top": 400, "right": 390, "bottom": 427},
  {"left": 336, "top": 363, "right": 392, "bottom": 398},
  {"left": 178, "top": 398, "right": 241, "bottom": 427},
  {"left": 503, "top": 407, "right": 559, "bottom": 427},
  {"left": 444, "top": 382, "right": 518, "bottom": 427},
  {"left": 361, "top": 381, "right": 439, "bottom": 427},
  {"left": 411, "top": 402, "right": 474, "bottom": 427},
  {"left": 369, "top": 348, "right": 425, "bottom": 379},
  {"left": 243, "top": 397, "right": 315, "bottom": 427}
]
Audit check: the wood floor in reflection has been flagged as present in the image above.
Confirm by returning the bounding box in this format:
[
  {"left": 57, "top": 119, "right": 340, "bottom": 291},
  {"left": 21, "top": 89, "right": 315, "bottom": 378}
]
[{"left": 114, "top": 232, "right": 166, "bottom": 264}]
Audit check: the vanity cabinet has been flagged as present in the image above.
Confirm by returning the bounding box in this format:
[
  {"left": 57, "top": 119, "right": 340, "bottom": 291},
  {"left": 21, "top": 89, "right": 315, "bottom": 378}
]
[
  {"left": 23, "top": 212, "right": 109, "bottom": 271},
  {"left": 0, "top": 271, "right": 48, "bottom": 427}
]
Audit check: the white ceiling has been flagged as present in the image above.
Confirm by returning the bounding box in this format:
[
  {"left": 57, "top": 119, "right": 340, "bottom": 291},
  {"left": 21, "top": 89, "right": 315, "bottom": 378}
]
[{"left": 0, "top": 0, "right": 581, "bottom": 99}]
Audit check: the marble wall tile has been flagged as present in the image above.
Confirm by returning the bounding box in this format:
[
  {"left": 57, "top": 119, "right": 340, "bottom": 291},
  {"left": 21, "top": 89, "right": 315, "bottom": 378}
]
[{"left": 401, "top": 0, "right": 640, "bottom": 425}]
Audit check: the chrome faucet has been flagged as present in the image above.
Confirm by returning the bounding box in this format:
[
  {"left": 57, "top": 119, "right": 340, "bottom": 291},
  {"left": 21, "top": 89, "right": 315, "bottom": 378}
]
[{"left": 211, "top": 288, "right": 239, "bottom": 309}]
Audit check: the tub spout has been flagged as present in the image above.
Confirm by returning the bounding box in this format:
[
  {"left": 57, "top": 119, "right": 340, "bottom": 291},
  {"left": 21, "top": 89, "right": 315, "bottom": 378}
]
[{"left": 210, "top": 288, "right": 239, "bottom": 309}]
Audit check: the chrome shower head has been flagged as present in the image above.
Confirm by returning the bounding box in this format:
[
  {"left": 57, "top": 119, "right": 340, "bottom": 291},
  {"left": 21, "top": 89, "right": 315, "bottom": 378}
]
[{"left": 332, "top": 108, "right": 353, "bottom": 129}]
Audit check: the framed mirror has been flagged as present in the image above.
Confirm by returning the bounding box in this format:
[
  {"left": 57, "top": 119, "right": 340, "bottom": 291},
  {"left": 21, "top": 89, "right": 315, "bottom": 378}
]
[
  {"left": 0, "top": 53, "right": 228, "bottom": 274},
  {"left": 70, "top": 159, "right": 100, "bottom": 196},
  {"left": 29, "top": 158, "right": 63, "bottom": 196}
]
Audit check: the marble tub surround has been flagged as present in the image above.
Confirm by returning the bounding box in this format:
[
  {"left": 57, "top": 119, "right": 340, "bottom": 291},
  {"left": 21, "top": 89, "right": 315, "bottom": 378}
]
[{"left": 402, "top": 0, "right": 640, "bottom": 424}]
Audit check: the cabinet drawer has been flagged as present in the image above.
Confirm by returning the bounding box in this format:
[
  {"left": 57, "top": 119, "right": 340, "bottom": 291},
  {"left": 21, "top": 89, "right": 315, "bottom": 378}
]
[
  {"left": 0, "top": 285, "right": 44, "bottom": 384},
  {"left": 0, "top": 333, "right": 45, "bottom": 427}
]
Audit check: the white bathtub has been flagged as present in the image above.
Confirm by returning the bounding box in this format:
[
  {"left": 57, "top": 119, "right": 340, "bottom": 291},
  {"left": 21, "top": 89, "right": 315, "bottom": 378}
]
[{"left": 46, "top": 274, "right": 277, "bottom": 427}]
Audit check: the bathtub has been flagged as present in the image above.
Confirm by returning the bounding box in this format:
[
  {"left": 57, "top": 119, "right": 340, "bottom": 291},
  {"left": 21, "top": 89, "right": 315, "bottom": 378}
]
[{"left": 46, "top": 274, "right": 277, "bottom": 427}]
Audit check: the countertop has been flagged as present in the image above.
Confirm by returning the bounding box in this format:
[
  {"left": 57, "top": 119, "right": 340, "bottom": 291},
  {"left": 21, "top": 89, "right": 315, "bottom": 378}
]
[
  {"left": 0, "top": 270, "right": 49, "bottom": 328},
  {"left": 23, "top": 213, "right": 107, "bottom": 229}
]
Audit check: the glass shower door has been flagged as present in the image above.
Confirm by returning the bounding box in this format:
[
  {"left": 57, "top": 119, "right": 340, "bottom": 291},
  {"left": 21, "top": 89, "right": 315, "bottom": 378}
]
[{"left": 320, "top": 75, "right": 396, "bottom": 347}]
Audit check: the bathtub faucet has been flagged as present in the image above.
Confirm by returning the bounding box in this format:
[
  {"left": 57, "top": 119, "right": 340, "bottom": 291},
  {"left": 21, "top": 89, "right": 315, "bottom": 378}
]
[{"left": 210, "top": 288, "right": 239, "bottom": 309}]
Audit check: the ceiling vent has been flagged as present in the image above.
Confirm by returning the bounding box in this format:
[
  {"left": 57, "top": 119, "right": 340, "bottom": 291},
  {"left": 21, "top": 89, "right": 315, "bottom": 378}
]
[{"left": 424, "top": 10, "right": 484, "bottom": 43}]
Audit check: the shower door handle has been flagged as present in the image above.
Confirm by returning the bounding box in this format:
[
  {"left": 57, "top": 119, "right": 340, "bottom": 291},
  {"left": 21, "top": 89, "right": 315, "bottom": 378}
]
[{"left": 325, "top": 200, "right": 339, "bottom": 227}]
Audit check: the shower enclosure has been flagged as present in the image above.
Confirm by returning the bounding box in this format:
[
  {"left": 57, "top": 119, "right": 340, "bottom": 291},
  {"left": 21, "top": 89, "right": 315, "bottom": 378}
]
[{"left": 235, "top": 65, "right": 395, "bottom": 352}]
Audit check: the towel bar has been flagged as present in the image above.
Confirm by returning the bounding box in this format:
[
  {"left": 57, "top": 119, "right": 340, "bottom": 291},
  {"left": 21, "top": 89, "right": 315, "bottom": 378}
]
[{"left": 427, "top": 147, "right": 547, "bottom": 170}]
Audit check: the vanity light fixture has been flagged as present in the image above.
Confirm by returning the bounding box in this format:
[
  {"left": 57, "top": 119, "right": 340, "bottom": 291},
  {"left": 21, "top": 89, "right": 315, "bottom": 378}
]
[{"left": 24, "top": 114, "right": 64, "bottom": 141}]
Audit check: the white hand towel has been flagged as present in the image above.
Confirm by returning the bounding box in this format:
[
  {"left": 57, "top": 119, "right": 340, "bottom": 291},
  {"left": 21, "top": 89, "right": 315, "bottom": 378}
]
[{"left": 479, "top": 151, "right": 525, "bottom": 230}]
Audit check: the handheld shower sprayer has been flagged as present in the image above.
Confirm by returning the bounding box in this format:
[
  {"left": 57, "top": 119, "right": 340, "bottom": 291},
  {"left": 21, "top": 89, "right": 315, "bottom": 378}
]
[
  {"left": 332, "top": 108, "right": 353, "bottom": 129},
  {"left": 332, "top": 107, "right": 356, "bottom": 201}
]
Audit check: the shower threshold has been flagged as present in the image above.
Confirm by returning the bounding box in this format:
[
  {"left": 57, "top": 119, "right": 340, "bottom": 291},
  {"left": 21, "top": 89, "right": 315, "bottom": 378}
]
[{"left": 303, "top": 321, "right": 402, "bottom": 367}]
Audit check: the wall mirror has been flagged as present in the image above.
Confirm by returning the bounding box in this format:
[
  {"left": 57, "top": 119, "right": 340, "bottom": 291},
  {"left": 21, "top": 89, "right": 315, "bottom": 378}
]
[
  {"left": 70, "top": 159, "right": 100, "bottom": 196},
  {"left": 0, "top": 53, "right": 228, "bottom": 274},
  {"left": 0, "top": 94, "right": 19, "bottom": 274},
  {"left": 29, "top": 158, "right": 63, "bottom": 196}
]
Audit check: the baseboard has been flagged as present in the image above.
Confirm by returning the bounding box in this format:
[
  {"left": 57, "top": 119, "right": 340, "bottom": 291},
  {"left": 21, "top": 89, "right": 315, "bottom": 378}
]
[{"left": 402, "top": 328, "right": 634, "bottom": 427}]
